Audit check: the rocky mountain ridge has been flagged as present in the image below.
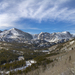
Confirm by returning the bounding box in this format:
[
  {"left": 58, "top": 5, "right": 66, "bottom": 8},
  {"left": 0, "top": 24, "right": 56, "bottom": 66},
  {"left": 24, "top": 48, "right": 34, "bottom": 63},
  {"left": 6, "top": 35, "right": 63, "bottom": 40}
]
[
  {"left": 0, "top": 28, "right": 74, "bottom": 43},
  {"left": 0, "top": 28, "right": 33, "bottom": 42},
  {"left": 33, "top": 31, "right": 73, "bottom": 42}
]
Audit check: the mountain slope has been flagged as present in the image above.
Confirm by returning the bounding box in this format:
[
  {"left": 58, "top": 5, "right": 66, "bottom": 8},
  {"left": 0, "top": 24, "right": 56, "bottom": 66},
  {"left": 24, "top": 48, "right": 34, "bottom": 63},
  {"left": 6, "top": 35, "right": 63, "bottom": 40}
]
[
  {"left": 39, "top": 39, "right": 75, "bottom": 75},
  {"left": 25, "top": 38, "right": 75, "bottom": 75},
  {"left": 0, "top": 30, "right": 2, "bottom": 33},
  {"left": 37, "top": 31, "right": 73, "bottom": 42},
  {"left": 0, "top": 28, "right": 33, "bottom": 42}
]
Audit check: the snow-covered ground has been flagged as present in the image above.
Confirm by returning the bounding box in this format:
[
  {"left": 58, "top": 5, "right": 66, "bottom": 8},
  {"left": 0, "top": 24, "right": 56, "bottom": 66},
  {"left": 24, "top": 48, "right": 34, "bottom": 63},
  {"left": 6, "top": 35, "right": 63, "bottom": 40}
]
[
  {"left": 11, "top": 60, "right": 36, "bottom": 71},
  {"left": 70, "top": 41, "right": 75, "bottom": 45},
  {"left": 0, "top": 60, "right": 36, "bottom": 75}
]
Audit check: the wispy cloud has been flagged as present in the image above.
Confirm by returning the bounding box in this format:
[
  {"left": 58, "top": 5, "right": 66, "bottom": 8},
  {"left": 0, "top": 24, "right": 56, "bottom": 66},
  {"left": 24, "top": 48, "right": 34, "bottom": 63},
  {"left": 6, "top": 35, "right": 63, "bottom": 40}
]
[
  {"left": 19, "top": 27, "right": 41, "bottom": 30},
  {"left": 0, "top": 0, "right": 75, "bottom": 29}
]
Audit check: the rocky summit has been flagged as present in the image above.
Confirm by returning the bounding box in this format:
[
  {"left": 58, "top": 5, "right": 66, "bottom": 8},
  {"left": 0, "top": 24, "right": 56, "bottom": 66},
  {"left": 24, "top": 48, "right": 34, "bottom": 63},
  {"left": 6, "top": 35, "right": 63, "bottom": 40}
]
[
  {"left": 0, "top": 28, "right": 33, "bottom": 42},
  {"left": 33, "top": 31, "right": 73, "bottom": 42}
]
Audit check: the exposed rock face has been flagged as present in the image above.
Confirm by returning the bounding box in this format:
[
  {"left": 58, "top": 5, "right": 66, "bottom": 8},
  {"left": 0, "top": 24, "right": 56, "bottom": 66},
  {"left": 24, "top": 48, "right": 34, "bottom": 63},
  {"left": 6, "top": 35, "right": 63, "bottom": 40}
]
[
  {"left": 36, "top": 31, "right": 73, "bottom": 42},
  {"left": 38, "top": 32, "right": 51, "bottom": 40},
  {"left": 0, "top": 30, "right": 2, "bottom": 33}
]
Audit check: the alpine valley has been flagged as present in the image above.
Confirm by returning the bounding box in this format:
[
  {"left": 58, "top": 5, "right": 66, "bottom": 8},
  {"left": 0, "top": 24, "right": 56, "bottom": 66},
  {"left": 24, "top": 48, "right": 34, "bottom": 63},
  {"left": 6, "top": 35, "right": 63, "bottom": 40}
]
[{"left": 0, "top": 28, "right": 75, "bottom": 75}]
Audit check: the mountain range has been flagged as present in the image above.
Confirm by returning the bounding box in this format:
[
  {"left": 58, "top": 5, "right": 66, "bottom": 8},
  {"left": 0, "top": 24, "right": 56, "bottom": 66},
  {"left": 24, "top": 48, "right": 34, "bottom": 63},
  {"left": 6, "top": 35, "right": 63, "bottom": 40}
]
[{"left": 0, "top": 28, "right": 74, "bottom": 43}]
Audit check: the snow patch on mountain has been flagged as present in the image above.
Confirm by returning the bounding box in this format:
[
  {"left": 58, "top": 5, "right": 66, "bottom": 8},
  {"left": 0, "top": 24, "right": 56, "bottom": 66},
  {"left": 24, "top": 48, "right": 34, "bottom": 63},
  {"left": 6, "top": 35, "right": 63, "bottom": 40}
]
[
  {"left": 0, "top": 28, "right": 74, "bottom": 43},
  {"left": 70, "top": 41, "right": 75, "bottom": 45},
  {"left": 34, "top": 31, "right": 73, "bottom": 42},
  {"left": 0, "top": 28, "right": 33, "bottom": 42}
]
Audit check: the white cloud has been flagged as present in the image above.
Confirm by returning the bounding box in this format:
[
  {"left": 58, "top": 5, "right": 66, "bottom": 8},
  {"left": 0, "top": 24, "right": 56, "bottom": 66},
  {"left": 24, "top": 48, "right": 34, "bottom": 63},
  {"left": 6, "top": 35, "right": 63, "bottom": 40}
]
[
  {"left": 0, "top": 0, "right": 75, "bottom": 29},
  {"left": 0, "top": 13, "right": 18, "bottom": 29}
]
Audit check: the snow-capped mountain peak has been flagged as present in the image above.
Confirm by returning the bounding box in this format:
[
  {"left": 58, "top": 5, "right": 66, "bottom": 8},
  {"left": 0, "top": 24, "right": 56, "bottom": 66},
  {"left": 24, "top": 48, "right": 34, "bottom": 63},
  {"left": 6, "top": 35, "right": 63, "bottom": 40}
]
[
  {"left": 0, "top": 28, "right": 33, "bottom": 42},
  {"left": 62, "top": 31, "right": 68, "bottom": 34},
  {"left": 34, "top": 31, "right": 73, "bottom": 42},
  {"left": 0, "top": 28, "right": 74, "bottom": 43}
]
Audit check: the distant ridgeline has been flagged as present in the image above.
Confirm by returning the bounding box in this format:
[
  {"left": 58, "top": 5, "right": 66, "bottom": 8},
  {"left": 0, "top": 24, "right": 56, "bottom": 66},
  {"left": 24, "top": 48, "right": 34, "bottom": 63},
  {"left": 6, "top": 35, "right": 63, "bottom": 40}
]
[{"left": 0, "top": 28, "right": 74, "bottom": 43}]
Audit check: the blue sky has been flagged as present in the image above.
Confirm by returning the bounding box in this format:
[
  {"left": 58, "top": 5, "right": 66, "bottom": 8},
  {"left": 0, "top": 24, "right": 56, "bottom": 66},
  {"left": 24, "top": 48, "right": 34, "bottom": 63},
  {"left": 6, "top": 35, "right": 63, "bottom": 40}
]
[{"left": 0, "top": 0, "right": 75, "bottom": 34}]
